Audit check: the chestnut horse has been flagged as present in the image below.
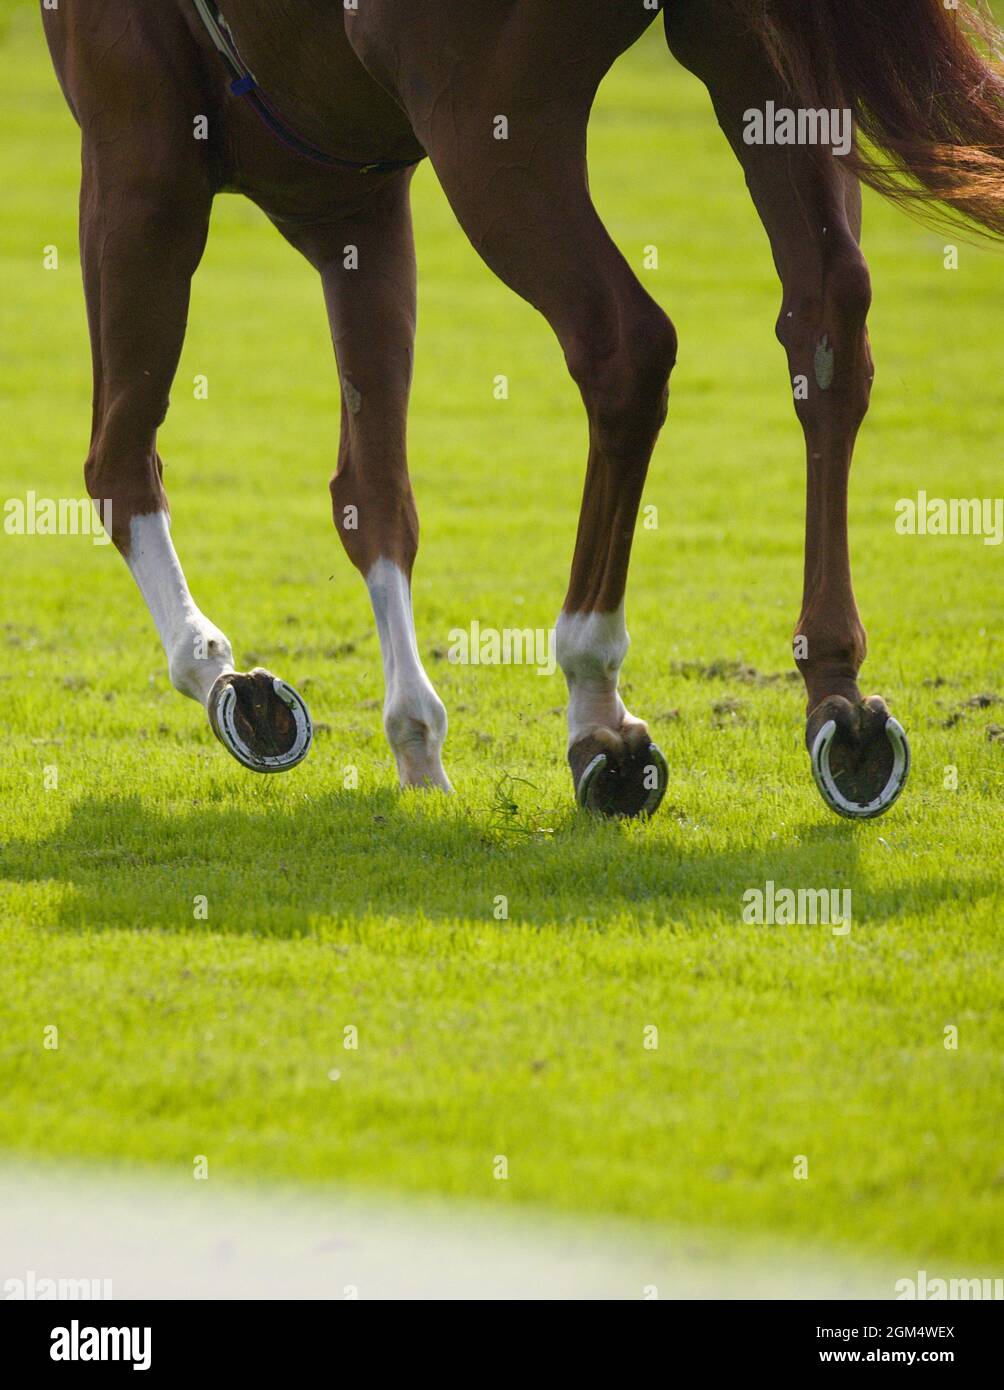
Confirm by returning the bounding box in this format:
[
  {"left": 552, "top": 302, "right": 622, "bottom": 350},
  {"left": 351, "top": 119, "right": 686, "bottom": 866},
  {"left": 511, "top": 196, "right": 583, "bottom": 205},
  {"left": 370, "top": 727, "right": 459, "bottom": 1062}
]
[{"left": 42, "top": 1, "right": 1004, "bottom": 819}]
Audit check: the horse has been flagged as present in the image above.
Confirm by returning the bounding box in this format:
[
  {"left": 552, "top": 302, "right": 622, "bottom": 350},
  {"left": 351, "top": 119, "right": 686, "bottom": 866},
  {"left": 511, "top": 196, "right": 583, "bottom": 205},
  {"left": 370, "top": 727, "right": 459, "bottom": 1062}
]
[{"left": 41, "top": 0, "right": 1004, "bottom": 820}]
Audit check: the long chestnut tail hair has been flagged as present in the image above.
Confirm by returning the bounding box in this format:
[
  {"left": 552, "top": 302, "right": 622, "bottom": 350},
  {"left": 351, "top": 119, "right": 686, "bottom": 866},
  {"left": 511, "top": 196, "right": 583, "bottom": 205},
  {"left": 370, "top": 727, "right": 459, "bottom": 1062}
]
[{"left": 735, "top": 0, "right": 1004, "bottom": 235}]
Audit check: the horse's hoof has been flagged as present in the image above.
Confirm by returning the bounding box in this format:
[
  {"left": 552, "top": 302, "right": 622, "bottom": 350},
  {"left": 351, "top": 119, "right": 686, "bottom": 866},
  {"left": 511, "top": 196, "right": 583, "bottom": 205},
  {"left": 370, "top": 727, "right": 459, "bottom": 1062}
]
[
  {"left": 570, "top": 728, "right": 668, "bottom": 818},
  {"left": 207, "top": 668, "right": 312, "bottom": 773},
  {"left": 808, "top": 695, "right": 909, "bottom": 820}
]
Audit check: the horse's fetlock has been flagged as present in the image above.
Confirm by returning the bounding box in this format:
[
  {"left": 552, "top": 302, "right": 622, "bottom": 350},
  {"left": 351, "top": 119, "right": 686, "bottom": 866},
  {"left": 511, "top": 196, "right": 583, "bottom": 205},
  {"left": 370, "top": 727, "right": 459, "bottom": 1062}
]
[
  {"left": 168, "top": 619, "right": 233, "bottom": 702},
  {"left": 555, "top": 610, "right": 628, "bottom": 686},
  {"left": 384, "top": 692, "right": 447, "bottom": 753}
]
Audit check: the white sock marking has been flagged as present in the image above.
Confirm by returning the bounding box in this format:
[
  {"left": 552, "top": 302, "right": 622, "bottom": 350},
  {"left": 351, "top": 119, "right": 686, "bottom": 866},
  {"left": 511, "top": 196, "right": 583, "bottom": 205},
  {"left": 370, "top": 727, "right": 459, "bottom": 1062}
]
[
  {"left": 126, "top": 512, "right": 234, "bottom": 705},
  {"left": 555, "top": 606, "right": 631, "bottom": 747},
  {"left": 366, "top": 558, "right": 450, "bottom": 790}
]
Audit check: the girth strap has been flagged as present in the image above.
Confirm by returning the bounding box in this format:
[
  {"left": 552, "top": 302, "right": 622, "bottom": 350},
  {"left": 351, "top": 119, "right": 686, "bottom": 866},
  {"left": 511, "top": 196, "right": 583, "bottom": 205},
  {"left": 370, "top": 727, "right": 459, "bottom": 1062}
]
[{"left": 190, "top": 0, "right": 423, "bottom": 175}]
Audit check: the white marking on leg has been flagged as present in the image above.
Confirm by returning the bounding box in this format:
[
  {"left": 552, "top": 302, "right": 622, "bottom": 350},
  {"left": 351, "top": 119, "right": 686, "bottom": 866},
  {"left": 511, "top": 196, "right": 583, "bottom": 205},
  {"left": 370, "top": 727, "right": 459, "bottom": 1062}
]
[
  {"left": 126, "top": 512, "right": 234, "bottom": 705},
  {"left": 555, "top": 606, "right": 630, "bottom": 748},
  {"left": 366, "top": 558, "right": 451, "bottom": 791}
]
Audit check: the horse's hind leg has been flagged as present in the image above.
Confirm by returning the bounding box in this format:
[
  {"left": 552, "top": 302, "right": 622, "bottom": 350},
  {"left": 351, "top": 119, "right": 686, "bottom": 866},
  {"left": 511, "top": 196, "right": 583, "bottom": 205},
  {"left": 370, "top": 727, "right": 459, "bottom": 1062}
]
[
  {"left": 666, "top": 0, "right": 910, "bottom": 819},
  {"left": 78, "top": 139, "right": 311, "bottom": 773},
  {"left": 274, "top": 174, "right": 450, "bottom": 791}
]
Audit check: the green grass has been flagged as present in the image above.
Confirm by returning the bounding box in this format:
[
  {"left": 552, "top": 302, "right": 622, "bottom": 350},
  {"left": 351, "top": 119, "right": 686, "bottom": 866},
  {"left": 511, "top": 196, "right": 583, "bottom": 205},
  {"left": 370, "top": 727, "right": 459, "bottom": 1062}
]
[{"left": 1, "top": 2, "right": 1002, "bottom": 1272}]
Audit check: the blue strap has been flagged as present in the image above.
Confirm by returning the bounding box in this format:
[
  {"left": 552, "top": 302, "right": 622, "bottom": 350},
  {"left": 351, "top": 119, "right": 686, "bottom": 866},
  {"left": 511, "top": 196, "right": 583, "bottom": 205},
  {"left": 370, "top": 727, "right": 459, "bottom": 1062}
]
[{"left": 194, "top": 2, "right": 423, "bottom": 174}]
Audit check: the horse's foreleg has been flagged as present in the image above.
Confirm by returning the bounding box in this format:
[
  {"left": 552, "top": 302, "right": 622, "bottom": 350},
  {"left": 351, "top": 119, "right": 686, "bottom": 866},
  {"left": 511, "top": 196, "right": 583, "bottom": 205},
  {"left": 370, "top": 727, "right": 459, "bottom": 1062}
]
[
  {"left": 667, "top": 2, "right": 910, "bottom": 818},
  {"left": 554, "top": 282, "right": 675, "bottom": 818},
  {"left": 80, "top": 151, "right": 311, "bottom": 773},
  {"left": 375, "top": 96, "right": 673, "bottom": 815},
  {"left": 546, "top": 156, "right": 681, "bottom": 816},
  {"left": 277, "top": 175, "right": 450, "bottom": 791}
]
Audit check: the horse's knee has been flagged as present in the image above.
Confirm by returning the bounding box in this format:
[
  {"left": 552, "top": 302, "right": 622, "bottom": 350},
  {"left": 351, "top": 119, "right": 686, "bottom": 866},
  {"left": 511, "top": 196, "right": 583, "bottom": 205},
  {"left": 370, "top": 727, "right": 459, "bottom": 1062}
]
[
  {"left": 777, "top": 248, "right": 873, "bottom": 427},
  {"left": 566, "top": 299, "right": 677, "bottom": 456}
]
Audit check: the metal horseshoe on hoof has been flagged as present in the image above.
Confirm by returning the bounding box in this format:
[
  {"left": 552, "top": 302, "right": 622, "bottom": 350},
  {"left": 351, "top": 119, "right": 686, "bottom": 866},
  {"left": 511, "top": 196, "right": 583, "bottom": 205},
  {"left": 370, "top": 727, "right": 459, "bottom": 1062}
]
[
  {"left": 577, "top": 741, "right": 669, "bottom": 818},
  {"left": 810, "top": 716, "right": 910, "bottom": 820},
  {"left": 208, "top": 675, "right": 313, "bottom": 773}
]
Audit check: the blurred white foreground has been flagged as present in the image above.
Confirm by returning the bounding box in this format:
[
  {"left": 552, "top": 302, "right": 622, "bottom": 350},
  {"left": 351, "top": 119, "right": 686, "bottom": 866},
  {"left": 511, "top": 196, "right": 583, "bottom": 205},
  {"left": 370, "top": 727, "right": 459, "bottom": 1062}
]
[{"left": 0, "top": 1166, "right": 895, "bottom": 1300}]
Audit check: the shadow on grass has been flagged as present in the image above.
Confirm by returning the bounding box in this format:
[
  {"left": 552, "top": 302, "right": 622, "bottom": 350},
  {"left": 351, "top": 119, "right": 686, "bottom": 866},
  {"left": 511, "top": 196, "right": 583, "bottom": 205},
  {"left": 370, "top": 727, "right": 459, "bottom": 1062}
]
[{"left": 1, "top": 784, "right": 992, "bottom": 936}]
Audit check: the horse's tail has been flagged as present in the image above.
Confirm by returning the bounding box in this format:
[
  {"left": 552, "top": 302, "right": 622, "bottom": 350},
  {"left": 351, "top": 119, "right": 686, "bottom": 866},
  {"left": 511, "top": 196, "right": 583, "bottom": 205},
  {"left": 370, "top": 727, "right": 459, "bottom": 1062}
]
[{"left": 736, "top": 0, "right": 1004, "bottom": 237}]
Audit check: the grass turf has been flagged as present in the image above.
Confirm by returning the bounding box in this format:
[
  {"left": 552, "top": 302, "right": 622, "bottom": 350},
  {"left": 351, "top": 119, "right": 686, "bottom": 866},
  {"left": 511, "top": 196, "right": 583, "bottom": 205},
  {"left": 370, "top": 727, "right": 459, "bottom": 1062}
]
[{"left": 1, "top": 2, "right": 1002, "bottom": 1271}]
